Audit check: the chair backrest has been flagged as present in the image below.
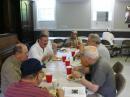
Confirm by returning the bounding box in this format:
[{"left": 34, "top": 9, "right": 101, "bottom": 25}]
[
  {"left": 101, "top": 40, "right": 111, "bottom": 45},
  {"left": 82, "top": 39, "right": 87, "bottom": 43},
  {"left": 113, "top": 62, "right": 125, "bottom": 96},
  {"left": 82, "top": 39, "right": 87, "bottom": 46},
  {"left": 122, "top": 40, "right": 130, "bottom": 47},
  {"left": 53, "top": 39, "right": 65, "bottom": 48},
  {"left": 113, "top": 61, "right": 123, "bottom": 73},
  {"left": 115, "top": 73, "right": 126, "bottom": 96},
  {"left": 53, "top": 39, "right": 65, "bottom": 43}
]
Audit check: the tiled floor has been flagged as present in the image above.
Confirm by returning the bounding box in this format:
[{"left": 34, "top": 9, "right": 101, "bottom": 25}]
[{"left": 0, "top": 56, "right": 129, "bottom": 97}]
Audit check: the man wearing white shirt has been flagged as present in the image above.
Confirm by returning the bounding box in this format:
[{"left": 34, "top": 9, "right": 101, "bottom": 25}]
[
  {"left": 102, "top": 32, "right": 114, "bottom": 45},
  {"left": 28, "top": 31, "right": 53, "bottom": 66}
]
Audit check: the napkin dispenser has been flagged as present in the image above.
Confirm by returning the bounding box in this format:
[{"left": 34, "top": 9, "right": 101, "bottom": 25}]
[{"left": 62, "top": 87, "right": 86, "bottom": 97}]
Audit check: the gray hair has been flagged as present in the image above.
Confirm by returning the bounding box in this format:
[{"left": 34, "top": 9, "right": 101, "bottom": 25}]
[
  {"left": 88, "top": 33, "right": 101, "bottom": 44},
  {"left": 38, "top": 29, "right": 49, "bottom": 39},
  {"left": 72, "top": 30, "right": 78, "bottom": 34},
  {"left": 83, "top": 46, "right": 99, "bottom": 59},
  {"left": 13, "top": 43, "right": 26, "bottom": 54}
]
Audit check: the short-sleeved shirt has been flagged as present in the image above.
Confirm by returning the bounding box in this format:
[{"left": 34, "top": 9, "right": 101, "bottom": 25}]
[
  {"left": 5, "top": 81, "right": 53, "bottom": 97},
  {"left": 97, "top": 44, "right": 110, "bottom": 63},
  {"left": 28, "top": 40, "right": 53, "bottom": 64},
  {"left": 1, "top": 55, "right": 21, "bottom": 93},
  {"left": 65, "top": 37, "right": 82, "bottom": 48},
  {"left": 86, "top": 58, "right": 116, "bottom": 97}
]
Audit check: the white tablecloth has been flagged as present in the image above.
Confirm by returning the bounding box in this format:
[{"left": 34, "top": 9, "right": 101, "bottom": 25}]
[{"left": 39, "top": 49, "right": 94, "bottom": 97}]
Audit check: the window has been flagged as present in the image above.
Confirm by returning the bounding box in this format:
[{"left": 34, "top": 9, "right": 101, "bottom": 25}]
[
  {"left": 91, "top": 0, "right": 115, "bottom": 21},
  {"left": 36, "top": 0, "right": 56, "bottom": 21},
  {"left": 97, "top": 11, "right": 108, "bottom": 22}
]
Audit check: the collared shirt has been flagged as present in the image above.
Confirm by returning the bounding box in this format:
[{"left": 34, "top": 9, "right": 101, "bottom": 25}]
[
  {"left": 28, "top": 40, "right": 53, "bottom": 64},
  {"left": 1, "top": 55, "right": 21, "bottom": 93},
  {"left": 97, "top": 44, "right": 110, "bottom": 63},
  {"left": 87, "top": 58, "right": 116, "bottom": 97},
  {"left": 5, "top": 81, "right": 53, "bottom": 97},
  {"left": 102, "top": 32, "right": 114, "bottom": 45}
]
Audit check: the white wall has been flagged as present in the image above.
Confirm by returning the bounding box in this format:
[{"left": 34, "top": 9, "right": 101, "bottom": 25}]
[
  {"left": 56, "top": 0, "right": 91, "bottom": 29},
  {"left": 34, "top": 0, "right": 130, "bottom": 31},
  {"left": 113, "top": 0, "right": 130, "bottom": 30}
]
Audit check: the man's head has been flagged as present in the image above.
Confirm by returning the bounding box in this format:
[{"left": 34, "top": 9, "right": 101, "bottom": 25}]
[
  {"left": 71, "top": 30, "right": 78, "bottom": 39},
  {"left": 20, "top": 58, "right": 44, "bottom": 84},
  {"left": 13, "top": 43, "right": 28, "bottom": 61},
  {"left": 38, "top": 30, "right": 49, "bottom": 48},
  {"left": 80, "top": 46, "right": 99, "bottom": 67},
  {"left": 87, "top": 33, "right": 101, "bottom": 47}
]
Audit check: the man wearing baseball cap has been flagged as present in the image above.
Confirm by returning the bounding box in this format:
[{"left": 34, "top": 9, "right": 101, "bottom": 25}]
[{"left": 5, "top": 58, "right": 64, "bottom": 97}]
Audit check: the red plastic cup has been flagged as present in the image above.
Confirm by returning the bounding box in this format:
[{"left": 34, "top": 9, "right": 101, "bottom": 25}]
[
  {"left": 71, "top": 51, "right": 75, "bottom": 57},
  {"left": 65, "top": 60, "right": 70, "bottom": 66},
  {"left": 62, "top": 56, "right": 66, "bottom": 62},
  {"left": 46, "top": 73, "right": 52, "bottom": 83},
  {"left": 66, "top": 66, "right": 72, "bottom": 75}
]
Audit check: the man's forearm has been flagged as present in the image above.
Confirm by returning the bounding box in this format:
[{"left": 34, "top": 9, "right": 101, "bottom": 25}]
[{"left": 80, "top": 77, "right": 99, "bottom": 92}]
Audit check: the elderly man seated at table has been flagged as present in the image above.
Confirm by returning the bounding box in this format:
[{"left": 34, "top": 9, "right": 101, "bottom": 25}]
[
  {"left": 5, "top": 58, "right": 64, "bottom": 97},
  {"left": 87, "top": 33, "right": 110, "bottom": 63},
  {"left": 28, "top": 30, "right": 55, "bottom": 66},
  {"left": 72, "top": 46, "right": 116, "bottom": 97},
  {"left": 42, "top": 28, "right": 58, "bottom": 55},
  {"left": 65, "top": 30, "right": 82, "bottom": 48},
  {"left": 1, "top": 43, "right": 28, "bottom": 94}
]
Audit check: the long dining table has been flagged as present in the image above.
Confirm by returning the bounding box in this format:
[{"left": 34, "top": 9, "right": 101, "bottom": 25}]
[{"left": 39, "top": 48, "right": 94, "bottom": 97}]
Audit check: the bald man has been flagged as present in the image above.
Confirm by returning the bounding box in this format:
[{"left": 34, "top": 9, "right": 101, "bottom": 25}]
[
  {"left": 72, "top": 46, "right": 116, "bottom": 97},
  {"left": 1, "top": 43, "right": 28, "bottom": 93}
]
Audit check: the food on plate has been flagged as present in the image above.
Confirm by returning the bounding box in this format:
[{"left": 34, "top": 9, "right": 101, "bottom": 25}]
[
  {"left": 49, "top": 89, "right": 57, "bottom": 97},
  {"left": 67, "top": 74, "right": 75, "bottom": 81},
  {"left": 52, "top": 56, "right": 62, "bottom": 61},
  {"left": 60, "top": 48, "right": 67, "bottom": 52}
]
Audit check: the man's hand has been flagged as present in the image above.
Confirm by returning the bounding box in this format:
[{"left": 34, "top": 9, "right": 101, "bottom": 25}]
[
  {"left": 73, "top": 66, "right": 82, "bottom": 71},
  {"left": 72, "top": 71, "right": 81, "bottom": 79},
  {"left": 52, "top": 43, "right": 57, "bottom": 55},
  {"left": 56, "top": 89, "right": 64, "bottom": 97},
  {"left": 79, "top": 43, "right": 84, "bottom": 52},
  {"left": 42, "top": 54, "right": 52, "bottom": 61},
  {"left": 42, "top": 55, "right": 49, "bottom": 61},
  {"left": 82, "top": 67, "right": 90, "bottom": 74}
]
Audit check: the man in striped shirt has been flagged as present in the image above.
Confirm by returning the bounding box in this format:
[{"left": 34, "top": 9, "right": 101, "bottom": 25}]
[{"left": 5, "top": 58, "right": 64, "bottom": 97}]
